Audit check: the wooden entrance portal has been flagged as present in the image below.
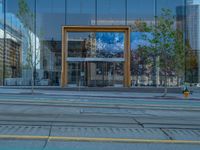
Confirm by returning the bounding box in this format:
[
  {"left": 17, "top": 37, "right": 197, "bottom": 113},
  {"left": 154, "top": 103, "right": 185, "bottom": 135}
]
[{"left": 61, "top": 26, "right": 131, "bottom": 87}]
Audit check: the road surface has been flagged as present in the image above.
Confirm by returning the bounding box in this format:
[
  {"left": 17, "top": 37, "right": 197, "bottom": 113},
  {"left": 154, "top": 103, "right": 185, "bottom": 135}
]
[{"left": 0, "top": 93, "right": 199, "bottom": 149}]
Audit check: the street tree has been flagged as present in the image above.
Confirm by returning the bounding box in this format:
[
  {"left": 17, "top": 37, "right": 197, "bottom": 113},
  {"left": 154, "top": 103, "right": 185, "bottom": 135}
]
[
  {"left": 148, "top": 9, "right": 177, "bottom": 96},
  {"left": 17, "top": 0, "right": 38, "bottom": 94}
]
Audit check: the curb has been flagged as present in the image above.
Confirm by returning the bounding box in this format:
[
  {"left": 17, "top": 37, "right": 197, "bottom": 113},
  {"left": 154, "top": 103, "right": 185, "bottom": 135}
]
[{"left": 0, "top": 92, "right": 199, "bottom": 101}]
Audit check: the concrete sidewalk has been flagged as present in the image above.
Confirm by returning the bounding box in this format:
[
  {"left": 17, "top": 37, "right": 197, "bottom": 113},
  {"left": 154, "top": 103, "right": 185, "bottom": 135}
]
[{"left": 0, "top": 88, "right": 199, "bottom": 100}]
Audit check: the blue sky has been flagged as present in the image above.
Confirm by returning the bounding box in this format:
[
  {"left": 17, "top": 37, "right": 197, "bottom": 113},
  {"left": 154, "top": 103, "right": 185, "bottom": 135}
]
[{"left": 96, "top": 32, "right": 152, "bottom": 52}]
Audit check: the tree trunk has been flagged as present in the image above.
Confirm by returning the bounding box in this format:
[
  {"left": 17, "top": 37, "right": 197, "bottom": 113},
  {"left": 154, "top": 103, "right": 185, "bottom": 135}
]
[
  {"left": 162, "top": 50, "right": 167, "bottom": 97},
  {"left": 156, "top": 56, "right": 160, "bottom": 87},
  {"left": 152, "top": 56, "right": 160, "bottom": 87},
  {"left": 152, "top": 56, "right": 157, "bottom": 86},
  {"left": 176, "top": 75, "right": 179, "bottom": 86},
  {"left": 163, "top": 68, "right": 168, "bottom": 97},
  {"left": 136, "top": 74, "right": 139, "bottom": 86},
  {"left": 31, "top": 66, "right": 34, "bottom": 94}
]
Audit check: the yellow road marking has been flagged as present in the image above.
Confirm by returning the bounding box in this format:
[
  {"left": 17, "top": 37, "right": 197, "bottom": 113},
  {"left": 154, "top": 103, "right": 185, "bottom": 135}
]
[{"left": 0, "top": 135, "right": 199, "bottom": 144}]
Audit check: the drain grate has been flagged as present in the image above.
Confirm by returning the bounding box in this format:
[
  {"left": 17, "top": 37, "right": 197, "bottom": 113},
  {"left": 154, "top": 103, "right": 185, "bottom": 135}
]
[{"left": 163, "top": 129, "right": 200, "bottom": 140}]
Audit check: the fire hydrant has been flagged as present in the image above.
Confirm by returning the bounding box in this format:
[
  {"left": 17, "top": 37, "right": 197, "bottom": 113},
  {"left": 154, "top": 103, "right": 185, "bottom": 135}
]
[
  {"left": 183, "top": 84, "right": 190, "bottom": 98},
  {"left": 183, "top": 90, "right": 190, "bottom": 98}
]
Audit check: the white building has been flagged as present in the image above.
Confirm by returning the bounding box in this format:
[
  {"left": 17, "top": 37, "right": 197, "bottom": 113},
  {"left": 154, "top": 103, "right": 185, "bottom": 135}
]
[
  {"left": 187, "top": 0, "right": 200, "bottom": 82},
  {"left": 177, "top": 0, "right": 200, "bottom": 82}
]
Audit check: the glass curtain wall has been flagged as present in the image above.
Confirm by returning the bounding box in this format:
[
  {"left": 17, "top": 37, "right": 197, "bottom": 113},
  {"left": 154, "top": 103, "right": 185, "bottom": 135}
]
[
  {"left": 36, "top": 0, "right": 65, "bottom": 86},
  {"left": 1, "top": 0, "right": 193, "bottom": 87},
  {"left": 5, "top": 0, "right": 35, "bottom": 86},
  {"left": 128, "top": 0, "right": 186, "bottom": 87},
  {"left": 127, "top": 0, "right": 155, "bottom": 86},
  {"left": 184, "top": 0, "right": 200, "bottom": 83},
  {"left": 97, "top": 0, "right": 126, "bottom": 25},
  {"left": 66, "top": 0, "right": 95, "bottom": 25}
]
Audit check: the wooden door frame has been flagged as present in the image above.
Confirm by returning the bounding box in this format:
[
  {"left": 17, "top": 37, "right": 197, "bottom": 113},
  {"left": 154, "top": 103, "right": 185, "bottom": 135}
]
[{"left": 61, "top": 26, "right": 131, "bottom": 87}]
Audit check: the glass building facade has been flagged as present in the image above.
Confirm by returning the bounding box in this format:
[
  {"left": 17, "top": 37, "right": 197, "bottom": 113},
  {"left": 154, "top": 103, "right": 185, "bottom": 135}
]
[{"left": 0, "top": 0, "right": 199, "bottom": 87}]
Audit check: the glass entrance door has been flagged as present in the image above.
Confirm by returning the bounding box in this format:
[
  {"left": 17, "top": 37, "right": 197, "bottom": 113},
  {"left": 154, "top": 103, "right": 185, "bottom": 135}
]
[
  {"left": 68, "top": 61, "right": 123, "bottom": 87},
  {"left": 87, "top": 62, "right": 114, "bottom": 87}
]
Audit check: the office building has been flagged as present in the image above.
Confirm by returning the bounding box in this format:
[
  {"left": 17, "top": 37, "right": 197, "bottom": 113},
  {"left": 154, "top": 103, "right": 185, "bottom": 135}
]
[{"left": 0, "top": 0, "right": 196, "bottom": 87}]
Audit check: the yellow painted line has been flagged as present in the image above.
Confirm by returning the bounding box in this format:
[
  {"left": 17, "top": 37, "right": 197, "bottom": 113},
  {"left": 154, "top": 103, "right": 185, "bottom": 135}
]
[
  {"left": 0, "top": 135, "right": 48, "bottom": 140},
  {"left": 0, "top": 135, "right": 199, "bottom": 144}
]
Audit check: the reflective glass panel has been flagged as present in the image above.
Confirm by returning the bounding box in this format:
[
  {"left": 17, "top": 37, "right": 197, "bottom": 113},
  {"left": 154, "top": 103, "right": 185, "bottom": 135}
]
[
  {"left": 5, "top": 0, "right": 35, "bottom": 86},
  {"left": 127, "top": 0, "right": 155, "bottom": 25},
  {"left": 127, "top": 0, "right": 155, "bottom": 86},
  {"left": 36, "top": 0, "right": 65, "bottom": 86},
  {"left": 97, "top": 0, "right": 125, "bottom": 25},
  {"left": 185, "top": 1, "right": 200, "bottom": 83},
  {"left": 67, "top": 31, "right": 125, "bottom": 87},
  {"left": 68, "top": 32, "right": 125, "bottom": 58},
  {"left": 66, "top": 0, "right": 95, "bottom": 25}
]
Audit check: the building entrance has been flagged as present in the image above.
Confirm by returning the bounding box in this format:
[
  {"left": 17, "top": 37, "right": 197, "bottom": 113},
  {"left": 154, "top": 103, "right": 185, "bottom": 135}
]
[
  {"left": 68, "top": 61, "right": 124, "bottom": 87},
  {"left": 61, "top": 26, "right": 131, "bottom": 87}
]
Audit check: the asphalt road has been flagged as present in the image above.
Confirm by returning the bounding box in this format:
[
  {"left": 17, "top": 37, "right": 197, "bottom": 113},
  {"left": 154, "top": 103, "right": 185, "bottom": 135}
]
[{"left": 0, "top": 93, "right": 199, "bottom": 149}]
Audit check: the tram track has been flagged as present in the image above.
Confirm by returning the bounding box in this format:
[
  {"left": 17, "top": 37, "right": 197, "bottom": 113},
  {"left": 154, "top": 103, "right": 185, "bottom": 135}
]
[
  {"left": 0, "top": 112, "right": 198, "bottom": 129},
  {"left": 0, "top": 96, "right": 198, "bottom": 129}
]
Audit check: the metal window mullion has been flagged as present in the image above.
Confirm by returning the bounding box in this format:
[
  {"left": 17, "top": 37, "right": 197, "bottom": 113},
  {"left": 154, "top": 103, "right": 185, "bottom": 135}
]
[{"left": 3, "top": 0, "right": 6, "bottom": 86}]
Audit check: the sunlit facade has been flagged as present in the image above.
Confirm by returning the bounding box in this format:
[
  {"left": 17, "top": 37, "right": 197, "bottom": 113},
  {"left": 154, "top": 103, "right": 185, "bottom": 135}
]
[{"left": 0, "top": 0, "right": 198, "bottom": 87}]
